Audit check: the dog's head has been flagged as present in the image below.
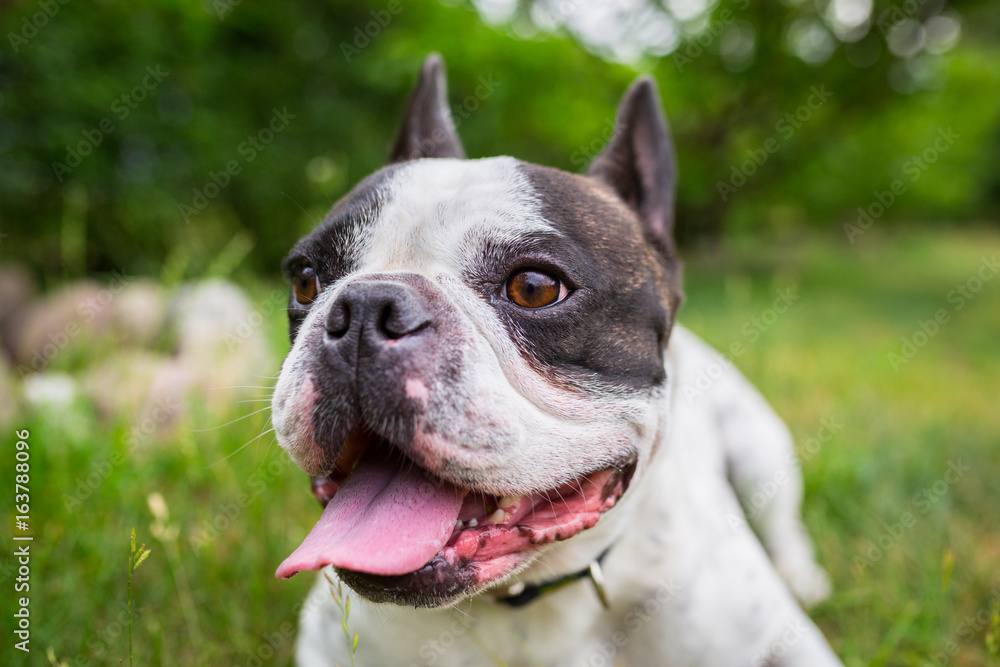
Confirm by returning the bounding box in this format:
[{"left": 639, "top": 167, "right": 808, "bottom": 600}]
[{"left": 272, "top": 55, "right": 682, "bottom": 607}]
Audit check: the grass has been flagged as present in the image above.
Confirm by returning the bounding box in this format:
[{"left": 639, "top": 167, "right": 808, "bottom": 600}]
[
  {"left": 127, "top": 529, "right": 152, "bottom": 667},
  {"left": 325, "top": 571, "right": 359, "bottom": 667},
  {"left": 2, "top": 226, "right": 999, "bottom": 666}
]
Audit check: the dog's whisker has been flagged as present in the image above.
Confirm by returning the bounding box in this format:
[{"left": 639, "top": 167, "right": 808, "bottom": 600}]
[
  {"left": 205, "top": 385, "right": 277, "bottom": 391},
  {"left": 190, "top": 406, "right": 273, "bottom": 432},
  {"left": 206, "top": 427, "right": 275, "bottom": 468},
  {"left": 251, "top": 411, "right": 277, "bottom": 462},
  {"left": 282, "top": 190, "right": 320, "bottom": 224},
  {"left": 259, "top": 434, "right": 279, "bottom": 467}
]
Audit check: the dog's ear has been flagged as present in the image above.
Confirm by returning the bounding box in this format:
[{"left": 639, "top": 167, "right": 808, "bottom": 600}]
[
  {"left": 389, "top": 54, "right": 466, "bottom": 163},
  {"left": 588, "top": 77, "right": 677, "bottom": 256}
]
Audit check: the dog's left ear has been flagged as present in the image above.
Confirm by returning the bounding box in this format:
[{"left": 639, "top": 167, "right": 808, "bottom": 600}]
[
  {"left": 389, "top": 54, "right": 466, "bottom": 163},
  {"left": 589, "top": 77, "right": 677, "bottom": 257}
]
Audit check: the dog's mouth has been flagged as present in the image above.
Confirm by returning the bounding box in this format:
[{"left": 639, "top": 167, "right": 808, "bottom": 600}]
[{"left": 276, "top": 429, "right": 635, "bottom": 605}]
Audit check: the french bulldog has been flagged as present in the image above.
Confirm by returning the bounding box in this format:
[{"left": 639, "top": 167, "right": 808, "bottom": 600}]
[{"left": 271, "top": 55, "right": 842, "bottom": 667}]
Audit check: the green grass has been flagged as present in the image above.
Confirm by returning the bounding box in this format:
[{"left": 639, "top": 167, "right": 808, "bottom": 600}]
[{"left": 3, "top": 226, "right": 999, "bottom": 666}]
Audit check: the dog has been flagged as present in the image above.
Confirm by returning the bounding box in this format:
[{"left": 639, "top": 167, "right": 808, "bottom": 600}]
[{"left": 270, "top": 55, "right": 842, "bottom": 666}]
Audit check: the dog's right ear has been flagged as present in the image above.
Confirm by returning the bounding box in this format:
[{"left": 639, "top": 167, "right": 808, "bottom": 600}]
[{"left": 389, "top": 54, "right": 466, "bottom": 163}]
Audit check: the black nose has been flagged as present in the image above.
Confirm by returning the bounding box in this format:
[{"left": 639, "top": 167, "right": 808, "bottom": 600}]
[{"left": 325, "top": 281, "right": 431, "bottom": 350}]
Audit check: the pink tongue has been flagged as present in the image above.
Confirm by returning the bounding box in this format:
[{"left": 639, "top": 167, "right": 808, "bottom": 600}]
[{"left": 276, "top": 452, "right": 465, "bottom": 579}]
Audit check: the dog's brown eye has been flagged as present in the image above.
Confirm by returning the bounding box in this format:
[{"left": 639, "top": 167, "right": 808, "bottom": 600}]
[
  {"left": 505, "top": 270, "right": 565, "bottom": 309},
  {"left": 292, "top": 266, "right": 320, "bottom": 305}
]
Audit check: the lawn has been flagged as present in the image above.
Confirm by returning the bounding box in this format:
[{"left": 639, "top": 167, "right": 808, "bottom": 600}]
[{"left": 3, "top": 226, "right": 999, "bottom": 666}]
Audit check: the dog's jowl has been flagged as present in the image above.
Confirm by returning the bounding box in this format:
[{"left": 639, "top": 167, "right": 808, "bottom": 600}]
[{"left": 271, "top": 55, "right": 842, "bottom": 666}]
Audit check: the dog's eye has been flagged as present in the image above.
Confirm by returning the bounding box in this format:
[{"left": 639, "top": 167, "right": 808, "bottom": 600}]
[
  {"left": 505, "top": 270, "right": 566, "bottom": 309},
  {"left": 292, "top": 266, "right": 320, "bottom": 305}
]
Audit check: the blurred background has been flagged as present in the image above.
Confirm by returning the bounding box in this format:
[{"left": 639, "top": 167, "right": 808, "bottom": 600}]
[{"left": 1, "top": 0, "right": 998, "bottom": 665}]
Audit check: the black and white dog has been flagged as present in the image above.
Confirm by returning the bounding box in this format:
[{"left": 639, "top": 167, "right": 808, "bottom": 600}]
[{"left": 271, "top": 55, "right": 842, "bottom": 666}]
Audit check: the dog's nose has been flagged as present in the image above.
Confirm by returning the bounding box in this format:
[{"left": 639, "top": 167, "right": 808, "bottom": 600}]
[{"left": 325, "top": 281, "right": 431, "bottom": 346}]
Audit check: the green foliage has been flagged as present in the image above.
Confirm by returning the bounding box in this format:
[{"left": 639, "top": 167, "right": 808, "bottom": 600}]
[{"left": 1, "top": 0, "right": 998, "bottom": 282}]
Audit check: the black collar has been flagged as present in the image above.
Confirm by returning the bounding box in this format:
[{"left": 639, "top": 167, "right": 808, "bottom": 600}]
[{"left": 495, "top": 547, "right": 613, "bottom": 608}]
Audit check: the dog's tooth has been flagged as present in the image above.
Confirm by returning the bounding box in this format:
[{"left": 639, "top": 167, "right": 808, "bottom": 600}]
[
  {"left": 455, "top": 519, "right": 466, "bottom": 531},
  {"left": 487, "top": 509, "right": 506, "bottom": 524},
  {"left": 498, "top": 495, "right": 522, "bottom": 509},
  {"left": 468, "top": 518, "right": 478, "bottom": 528}
]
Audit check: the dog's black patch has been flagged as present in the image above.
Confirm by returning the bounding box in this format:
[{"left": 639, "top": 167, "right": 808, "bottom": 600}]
[
  {"left": 282, "top": 166, "right": 400, "bottom": 343},
  {"left": 464, "top": 162, "right": 680, "bottom": 392}
]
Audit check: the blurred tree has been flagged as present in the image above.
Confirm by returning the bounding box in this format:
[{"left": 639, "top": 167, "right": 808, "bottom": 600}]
[
  {"left": 0, "top": 0, "right": 997, "bottom": 283},
  {"left": 492, "top": 0, "right": 999, "bottom": 240}
]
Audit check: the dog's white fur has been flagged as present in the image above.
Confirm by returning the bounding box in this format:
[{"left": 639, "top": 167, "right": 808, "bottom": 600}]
[
  {"left": 277, "top": 158, "right": 841, "bottom": 666},
  {"left": 294, "top": 327, "right": 839, "bottom": 666},
  {"left": 359, "top": 156, "right": 556, "bottom": 274}
]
